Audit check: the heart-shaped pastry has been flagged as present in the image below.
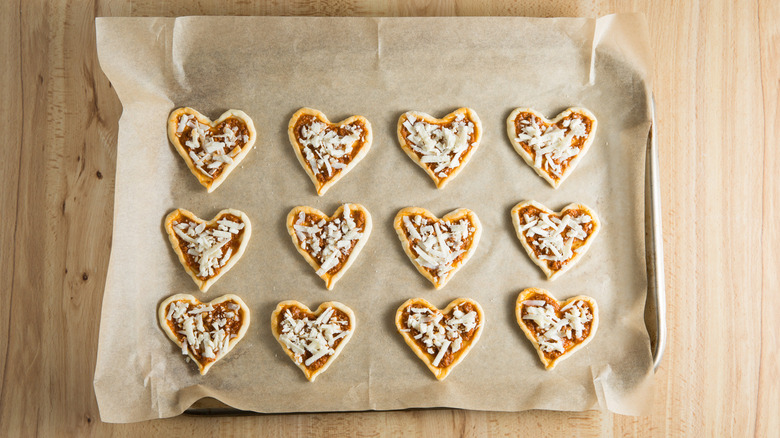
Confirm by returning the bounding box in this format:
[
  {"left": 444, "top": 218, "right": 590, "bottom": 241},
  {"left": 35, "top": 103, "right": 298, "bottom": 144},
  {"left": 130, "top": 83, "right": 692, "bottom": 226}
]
[
  {"left": 395, "top": 297, "right": 484, "bottom": 380},
  {"left": 394, "top": 207, "right": 481, "bottom": 289},
  {"left": 164, "top": 208, "right": 251, "bottom": 291},
  {"left": 506, "top": 107, "right": 597, "bottom": 188},
  {"left": 271, "top": 301, "right": 355, "bottom": 382},
  {"left": 397, "top": 108, "right": 482, "bottom": 189},
  {"left": 168, "top": 107, "right": 256, "bottom": 192},
  {"left": 286, "top": 204, "right": 372, "bottom": 290},
  {"left": 511, "top": 200, "right": 600, "bottom": 280},
  {"left": 288, "top": 108, "right": 373, "bottom": 196},
  {"left": 515, "top": 288, "right": 598, "bottom": 370},
  {"left": 158, "top": 294, "right": 250, "bottom": 375}
]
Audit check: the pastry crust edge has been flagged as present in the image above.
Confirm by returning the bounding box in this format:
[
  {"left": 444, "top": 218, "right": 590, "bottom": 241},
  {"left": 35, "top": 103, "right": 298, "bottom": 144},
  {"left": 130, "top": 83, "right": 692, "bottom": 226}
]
[
  {"left": 510, "top": 200, "right": 600, "bottom": 281},
  {"left": 396, "top": 107, "right": 482, "bottom": 189},
  {"left": 505, "top": 107, "right": 597, "bottom": 189},
  {"left": 164, "top": 208, "right": 252, "bottom": 292},
  {"left": 270, "top": 300, "right": 356, "bottom": 382},
  {"left": 393, "top": 207, "right": 482, "bottom": 289},
  {"left": 515, "top": 287, "right": 599, "bottom": 370},
  {"left": 287, "top": 107, "right": 373, "bottom": 196},
  {"left": 167, "top": 107, "right": 257, "bottom": 193},
  {"left": 158, "top": 293, "right": 251, "bottom": 375},
  {"left": 285, "top": 203, "right": 373, "bottom": 290},
  {"left": 395, "top": 297, "right": 485, "bottom": 380}
]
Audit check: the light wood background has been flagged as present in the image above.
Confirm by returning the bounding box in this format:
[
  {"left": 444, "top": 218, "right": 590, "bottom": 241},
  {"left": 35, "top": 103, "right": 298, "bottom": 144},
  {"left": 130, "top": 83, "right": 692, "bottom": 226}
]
[{"left": 1, "top": 0, "right": 777, "bottom": 436}]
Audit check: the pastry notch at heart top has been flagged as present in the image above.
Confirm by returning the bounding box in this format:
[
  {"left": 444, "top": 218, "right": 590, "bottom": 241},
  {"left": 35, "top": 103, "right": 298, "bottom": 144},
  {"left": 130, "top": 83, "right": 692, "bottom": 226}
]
[
  {"left": 286, "top": 204, "right": 372, "bottom": 290},
  {"left": 158, "top": 294, "right": 251, "bottom": 375},
  {"left": 288, "top": 108, "right": 373, "bottom": 196},
  {"left": 271, "top": 301, "right": 356, "bottom": 382},
  {"left": 506, "top": 107, "right": 597, "bottom": 188},
  {"left": 168, "top": 107, "right": 257, "bottom": 192},
  {"left": 393, "top": 207, "right": 482, "bottom": 289},
  {"left": 515, "top": 288, "right": 598, "bottom": 370},
  {"left": 164, "top": 208, "right": 251, "bottom": 292},
  {"left": 395, "top": 297, "right": 485, "bottom": 380},
  {"left": 511, "top": 200, "right": 600, "bottom": 281},
  {"left": 397, "top": 108, "right": 482, "bottom": 189}
]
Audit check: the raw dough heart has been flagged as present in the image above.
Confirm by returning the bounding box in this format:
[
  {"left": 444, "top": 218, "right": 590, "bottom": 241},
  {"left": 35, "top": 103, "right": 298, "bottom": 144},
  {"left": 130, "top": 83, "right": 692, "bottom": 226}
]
[
  {"left": 515, "top": 288, "right": 598, "bottom": 370},
  {"left": 397, "top": 108, "right": 482, "bottom": 189},
  {"left": 168, "top": 107, "right": 256, "bottom": 192},
  {"left": 164, "top": 208, "right": 251, "bottom": 291},
  {"left": 394, "top": 207, "right": 481, "bottom": 289},
  {"left": 271, "top": 301, "right": 356, "bottom": 382},
  {"left": 288, "top": 107, "right": 373, "bottom": 195},
  {"left": 158, "top": 294, "right": 250, "bottom": 375},
  {"left": 395, "top": 297, "right": 485, "bottom": 380},
  {"left": 286, "top": 204, "right": 372, "bottom": 290},
  {"left": 511, "top": 200, "right": 600, "bottom": 280},
  {"left": 506, "top": 107, "right": 597, "bottom": 188}
]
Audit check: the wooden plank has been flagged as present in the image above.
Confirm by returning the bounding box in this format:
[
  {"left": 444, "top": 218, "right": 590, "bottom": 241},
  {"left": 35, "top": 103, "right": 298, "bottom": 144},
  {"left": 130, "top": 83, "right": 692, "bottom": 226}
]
[
  {"left": 757, "top": 0, "right": 780, "bottom": 436},
  {"left": 0, "top": 0, "right": 21, "bottom": 429}
]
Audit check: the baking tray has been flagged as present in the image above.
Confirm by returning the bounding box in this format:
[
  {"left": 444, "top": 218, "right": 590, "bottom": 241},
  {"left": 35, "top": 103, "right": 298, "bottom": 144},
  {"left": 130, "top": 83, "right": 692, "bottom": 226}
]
[{"left": 183, "top": 100, "right": 666, "bottom": 416}]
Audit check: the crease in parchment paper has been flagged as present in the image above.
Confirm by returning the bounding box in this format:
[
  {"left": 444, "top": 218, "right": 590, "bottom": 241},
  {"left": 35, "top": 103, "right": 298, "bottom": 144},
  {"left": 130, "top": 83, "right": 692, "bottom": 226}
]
[{"left": 94, "top": 14, "right": 655, "bottom": 423}]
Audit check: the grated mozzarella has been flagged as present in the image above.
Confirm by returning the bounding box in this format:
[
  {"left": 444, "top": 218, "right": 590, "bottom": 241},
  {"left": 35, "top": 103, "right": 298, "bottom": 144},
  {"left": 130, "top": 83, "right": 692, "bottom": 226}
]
[
  {"left": 522, "top": 300, "right": 592, "bottom": 353},
  {"left": 293, "top": 206, "right": 365, "bottom": 277},
  {"left": 172, "top": 215, "right": 245, "bottom": 279},
  {"left": 405, "top": 215, "right": 474, "bottom": 279},
  {"left": 404, "top": 304, "right": 478, "bottom": 367},
  {"left": 516, "top": 116, "right": 589, "bottom": 177},
  {"left": 518, "top": 210, "right": 592, "bottom": 264},
  {"left": 177, "top": 115, "right": 247, "bottom": 178},
  {"left": 278, "top": 307, "right": 350, "bottom": 367},
  {"left": 166, "top": 299, "right": 241, "bottom": 361},
  {"left": 402, "top": 113, "right": 475, "bottom": 175},
  {"left": 296, "top": 118, "right": 364, "bottom": 178}
]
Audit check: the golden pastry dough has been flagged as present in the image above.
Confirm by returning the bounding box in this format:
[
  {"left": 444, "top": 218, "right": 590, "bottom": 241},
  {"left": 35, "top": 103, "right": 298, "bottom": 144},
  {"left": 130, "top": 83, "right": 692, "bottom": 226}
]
[
  {"left": 395, "top": 297, "right": 484, "bottom": 380},
  {"left": 515, "top": 288, "right": 598, "bottom": 370},
  {"left": 158, "top": 293, "right": 250, "bottom": 375},
  {"left": 271, "top": 301, "right": 355, "bottom": 382},
  {"left": 168, "top": 107, "right": 256, "bottom": 192}
]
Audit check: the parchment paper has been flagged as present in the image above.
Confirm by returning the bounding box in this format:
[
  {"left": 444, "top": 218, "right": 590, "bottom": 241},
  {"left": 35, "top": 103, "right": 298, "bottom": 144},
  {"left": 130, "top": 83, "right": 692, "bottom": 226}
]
[{"left": 94, "top": 15, "right": 654, "bottom": 423}]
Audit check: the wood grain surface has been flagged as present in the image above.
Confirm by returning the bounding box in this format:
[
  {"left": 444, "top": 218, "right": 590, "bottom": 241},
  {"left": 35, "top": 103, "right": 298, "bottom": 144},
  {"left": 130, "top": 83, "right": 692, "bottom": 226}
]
[{"left": 1, "top": 0, "right": 778, "bottom": 436}]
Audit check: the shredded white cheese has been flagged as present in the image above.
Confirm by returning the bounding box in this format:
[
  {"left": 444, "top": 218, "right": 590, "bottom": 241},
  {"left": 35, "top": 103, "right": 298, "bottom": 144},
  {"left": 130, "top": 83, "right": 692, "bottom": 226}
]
[
  {"left": 404, "top": 304, "right": 478, "bottom": 367},
  {"left": 172, "top": 215, "right": 245, "bottom": 278},
  {"left": 522, "top": 300, "right": 592, "bottom": 353},
  {"left": 176, "top": 113, "right": 246, "bottom": 178},
  {"left": 518, "top": 210, "right": 592, "bottom": 264},
  {"left": 293, "top": 206, "right": 365, "bottom": 276},
  {"left": 515, "top": 115, "right": 589, "bottom": 177},
  {"left": 296, "top": 118, "right": 364, "bottom": 178},
  {"left": 167, "top": 300, "right": 241, "bottom": 360},
  {"left": 404, "top": 215, "right": 475, "bottom": 279},
  {"left": 278, "top": 307, "right": 350, "bottom": 367},
  {"left": 402, "top": 113, "right": 475, "bottom": 175}
]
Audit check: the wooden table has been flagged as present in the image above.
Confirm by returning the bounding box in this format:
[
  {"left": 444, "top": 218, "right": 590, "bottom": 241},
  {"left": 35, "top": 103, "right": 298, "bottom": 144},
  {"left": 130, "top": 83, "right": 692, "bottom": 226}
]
[{"left": 2, "top": 0, "right": 777, "bottom": 435}]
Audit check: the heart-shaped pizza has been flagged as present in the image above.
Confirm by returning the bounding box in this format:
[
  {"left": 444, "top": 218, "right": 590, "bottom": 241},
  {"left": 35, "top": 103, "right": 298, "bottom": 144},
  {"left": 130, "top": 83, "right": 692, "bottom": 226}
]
[
  {"left": 396, "top": 108, "right": 482, "bottom": 189},
  {"left": 158, "top": 294, "right": 250, "bottom": 375},
  {"left": 271, "top": 301, "right": 355, "bottom": 382},
  {"left": 286, "top": 204, "right": 372, "bottom": 290},
  {"left": 515, "top": 288, "right": 598, "bottom": 370},
  {"left": 506, "top": 107, "right": 597, "bottom": 188},
  {"left": 511, "top": 200, "right": 600, "bottom": 280},
  {"left": 288, "top": 108, "right": 373, "bottom": 196},
  {"left": 164, "top": 208, "right": 251, "bottom": 292},
  {"left": 168, "top": 107, "right": 256, "bottom": 192},
  {"left": 393, "top": 207, "right": 481, "bottom": 289},
  {"left": 395, "top": 297, "right": 484, "bottom": 380}
]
